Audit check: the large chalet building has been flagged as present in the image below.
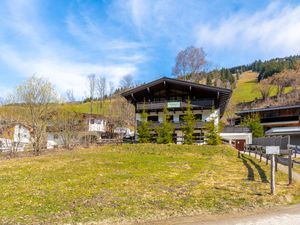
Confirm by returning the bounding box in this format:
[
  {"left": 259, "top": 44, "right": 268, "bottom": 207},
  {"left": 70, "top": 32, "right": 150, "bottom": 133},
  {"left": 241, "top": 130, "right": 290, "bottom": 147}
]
[{"left": 122, "top": 77, "right": 232, "bottom": 144}]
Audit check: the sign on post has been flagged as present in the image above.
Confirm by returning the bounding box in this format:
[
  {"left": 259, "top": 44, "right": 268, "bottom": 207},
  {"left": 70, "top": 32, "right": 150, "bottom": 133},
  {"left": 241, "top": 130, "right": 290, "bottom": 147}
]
[
  {"left": 266, "top": 146, "right": 280, "bottom": 155},
  {"left": 266, "top": 146, "right": 280, "bottom": 195}
]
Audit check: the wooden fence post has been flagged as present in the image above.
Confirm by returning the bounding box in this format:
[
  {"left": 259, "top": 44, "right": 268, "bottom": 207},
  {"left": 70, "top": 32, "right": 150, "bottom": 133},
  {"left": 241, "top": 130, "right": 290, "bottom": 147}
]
[
  {"left": 266, "top": 155, "right": 269, "bottom": 165},
  {"left": 275, "top": 156, "right": 278, "bottom": 172},
  {"left": 260, "top": 147, "right": 262, "bottom": 162},
  {"left": 255, "top": 146, "right": 257, "bottom": 158},
  {"left": 289, "top": 149, "right": 293, "bottom": 185}
]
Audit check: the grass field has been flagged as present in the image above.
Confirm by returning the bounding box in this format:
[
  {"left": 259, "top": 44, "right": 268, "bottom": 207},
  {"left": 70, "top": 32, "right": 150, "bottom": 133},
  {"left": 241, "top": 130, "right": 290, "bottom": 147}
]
[
  {"left": 231, "top": 71, "right": 293, "bottom": 105},
  {"left": 61, "top": 100, "right": 112, "bottom": 115},
  {"left": 231, "top": 71, "right": 261, "bottom": 104},
  {"left": 0, "top": 144, "right": 299, "bottom": 224}
]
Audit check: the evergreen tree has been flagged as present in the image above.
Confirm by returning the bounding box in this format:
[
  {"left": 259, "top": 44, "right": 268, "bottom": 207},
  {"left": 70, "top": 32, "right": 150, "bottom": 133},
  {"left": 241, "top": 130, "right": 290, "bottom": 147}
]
[
  {"left": 156, "top": 106, "right": 174, "bottom": 144},
  {"left": 182, "top": 98, "right": 196, "bottom": 144},
  {"left": 204, "top": 117, "right": 222, "bottom": 145},
  {"left": 137, "top": 103, "right": 151, "bottom": 143},
  {"left": 241, "top": 113, "right": 264, "bottom": 138}
]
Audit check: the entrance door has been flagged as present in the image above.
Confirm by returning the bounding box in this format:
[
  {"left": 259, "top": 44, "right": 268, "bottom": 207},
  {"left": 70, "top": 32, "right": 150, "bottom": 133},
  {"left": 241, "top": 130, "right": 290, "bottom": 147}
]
[{"left": 235, "top": 139, "right": 246, "bottom": 151}]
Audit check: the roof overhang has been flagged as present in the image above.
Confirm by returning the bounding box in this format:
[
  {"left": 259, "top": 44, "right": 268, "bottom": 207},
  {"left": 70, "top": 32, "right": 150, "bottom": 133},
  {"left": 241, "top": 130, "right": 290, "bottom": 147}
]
[
  {"left": 121, "top": 77, "right": 232, "bottom": 117},
  {"left": 237, "top": 104, "right": 300, "bottom": 115},
  {"left": 266, "top": 126, "right": 300, "bottom": 136}
]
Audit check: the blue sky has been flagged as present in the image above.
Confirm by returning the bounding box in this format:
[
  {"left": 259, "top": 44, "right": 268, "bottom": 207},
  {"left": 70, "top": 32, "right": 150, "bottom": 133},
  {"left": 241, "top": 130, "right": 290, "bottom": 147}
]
[{"left": 1, "top": 0, "right": 300, "bottom": 98}]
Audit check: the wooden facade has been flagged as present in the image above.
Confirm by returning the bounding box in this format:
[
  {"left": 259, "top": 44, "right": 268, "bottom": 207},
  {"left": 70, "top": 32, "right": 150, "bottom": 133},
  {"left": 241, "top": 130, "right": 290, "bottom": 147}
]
[
  {"left": 236, "top": 105, "right": 300, "bottom": 130},
  {"left": 122, "top": 77, "right": 232, "bottom": 144}
]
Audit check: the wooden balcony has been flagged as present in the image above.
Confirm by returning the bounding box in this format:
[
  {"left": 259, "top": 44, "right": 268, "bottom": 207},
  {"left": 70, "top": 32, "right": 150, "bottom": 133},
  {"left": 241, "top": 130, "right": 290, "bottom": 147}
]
[
  {"left": 137, "top": 121, "right": 205, "bottom": 129},
  {"left": 136, "top": 99, "right": 214, "bottom": 111}
]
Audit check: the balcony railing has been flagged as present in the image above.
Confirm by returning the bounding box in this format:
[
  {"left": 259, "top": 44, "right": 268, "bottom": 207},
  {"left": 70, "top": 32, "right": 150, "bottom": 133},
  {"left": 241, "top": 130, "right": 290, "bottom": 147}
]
[
  {"left": 136, "top": 99, "right": 214, "bottom": 111},
  {"left": 260, "top": 116, "right": 299, "bottom": 124},
  {"left": 137, "top": 121, "right": 205, "bottom": 129}
]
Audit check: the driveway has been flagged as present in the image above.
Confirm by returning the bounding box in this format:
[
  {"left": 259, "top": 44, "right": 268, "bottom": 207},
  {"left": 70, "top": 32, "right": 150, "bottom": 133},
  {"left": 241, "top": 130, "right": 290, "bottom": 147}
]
[{"left": 143, "top": 204, "right": 300, "bottom": 225}]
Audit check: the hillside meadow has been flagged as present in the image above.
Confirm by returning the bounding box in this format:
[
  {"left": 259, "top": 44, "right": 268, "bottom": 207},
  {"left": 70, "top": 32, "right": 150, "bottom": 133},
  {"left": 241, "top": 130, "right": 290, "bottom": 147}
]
[
  {"left": 0, "top": 144, "right": 299, "bottom": 224},
  {"left": 231, "top": 71, "right": 293, "bottom": 105}
]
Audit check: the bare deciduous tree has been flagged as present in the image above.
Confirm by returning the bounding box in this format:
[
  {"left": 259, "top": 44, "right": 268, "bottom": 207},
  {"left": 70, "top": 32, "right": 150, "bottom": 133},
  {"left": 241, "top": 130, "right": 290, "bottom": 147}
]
[
  {"left": 120, "top": 74, "right": 134, "bottom": 90},
  {"left": 87, "top": 74, "right": 96, "bottom": 114},
  {"left": 14, "top": 76, "right": 58, "bottom": 155},
  {"left": 51, "top": 109, "right": 84, "bottom": 150},
  {"left": 96, "top": 75, "right": 107, "bottom": 113},
  {"left": 269, "top": 73, "right": 293, "bottom": 97},
  {"left": 108, "top": 81, "right": 115, "bottom": 100},
  {"left": 172, "top": 46, "right": 206, "bottom": 81},
  {"left": 66, "top": 89, "right": 75, "bottom": 103},
  {"left": 254, "top": 79, "right": 272, "bottom": 100}
]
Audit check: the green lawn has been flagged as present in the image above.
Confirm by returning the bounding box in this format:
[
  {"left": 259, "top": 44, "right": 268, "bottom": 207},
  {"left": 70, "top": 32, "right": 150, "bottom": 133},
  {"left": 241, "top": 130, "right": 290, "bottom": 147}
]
[
  {"left": 232, "top": 71, "right": 293, "bottom": 105},
  {"left": 0, "top": 144, "right": 299, "bottom": 224}
]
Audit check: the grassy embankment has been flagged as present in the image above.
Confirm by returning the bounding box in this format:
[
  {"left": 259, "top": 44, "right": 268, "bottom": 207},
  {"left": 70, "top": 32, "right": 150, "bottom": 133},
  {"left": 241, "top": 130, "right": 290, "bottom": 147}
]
[
  {"left": 0, "top": 144, "right": 299, "bottom": 224},
  {"left": 231, "top": 71, "right": 292, "bottom": 105},
  {"left": 62, "top": 100, "right": 112, "bottom": 115}
]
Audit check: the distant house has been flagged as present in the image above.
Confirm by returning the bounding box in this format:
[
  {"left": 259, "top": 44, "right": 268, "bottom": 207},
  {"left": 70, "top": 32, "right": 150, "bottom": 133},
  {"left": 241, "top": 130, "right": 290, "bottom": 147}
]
[
  {"left": 235, "top": 104, "right": 300, "bottom": 145},
  {"left": 47, "top": 113, "right": 108, "bottom": 149},
  {"left": 114, "top": 127, "right": 134, "bottom": 138},
  {"left": 121, "top": 77, "right": 232, "bottom": 144},
  {"left": 0, "top": 124, "right": 31, "bottom": 152}
]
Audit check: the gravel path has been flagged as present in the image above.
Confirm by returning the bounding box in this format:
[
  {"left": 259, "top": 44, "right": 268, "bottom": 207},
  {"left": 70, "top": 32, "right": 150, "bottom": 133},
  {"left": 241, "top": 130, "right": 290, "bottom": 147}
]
[{"left": 144, "top": 204, "right": 300, "bottom": 225}]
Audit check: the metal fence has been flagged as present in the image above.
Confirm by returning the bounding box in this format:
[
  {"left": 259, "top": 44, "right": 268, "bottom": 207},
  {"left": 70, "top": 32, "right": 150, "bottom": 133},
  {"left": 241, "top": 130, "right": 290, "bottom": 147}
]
[{"left": 252, "top": 136, "right": 290, "bottom": 150}]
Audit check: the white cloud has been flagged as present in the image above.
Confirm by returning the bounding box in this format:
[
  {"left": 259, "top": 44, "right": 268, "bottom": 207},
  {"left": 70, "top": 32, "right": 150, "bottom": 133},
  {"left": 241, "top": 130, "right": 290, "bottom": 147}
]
[
  {"left": 0, "top": 44, "right": 137, "bottom": 98},
  {"left": 0, "top": 0, "right": 142, "bottom": 99},
  {"left": 195, "top": 2, "right": 300, "bottom": 56}
]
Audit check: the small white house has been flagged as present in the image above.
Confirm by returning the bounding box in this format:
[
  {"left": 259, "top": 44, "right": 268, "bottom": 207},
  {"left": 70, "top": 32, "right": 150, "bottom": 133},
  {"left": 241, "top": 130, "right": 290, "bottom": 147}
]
[
  {"left": 114, "top": 127, "right": 134, "bottom": 138},
  {"left": 0, "top": 124, "right": 31, "bottom": 152},
  {"left": 88, "top": 118, "right": 106, "bottom": 132},
  {"left": 47, "top": 114, "right": 108, "bottom": 149}
]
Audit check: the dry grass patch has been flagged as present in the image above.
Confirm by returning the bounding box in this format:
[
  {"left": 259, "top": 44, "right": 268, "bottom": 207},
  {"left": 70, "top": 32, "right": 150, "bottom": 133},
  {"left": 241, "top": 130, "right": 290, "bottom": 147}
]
[{"left": 0, "top": 144, "right": 299, "bottom": 224}]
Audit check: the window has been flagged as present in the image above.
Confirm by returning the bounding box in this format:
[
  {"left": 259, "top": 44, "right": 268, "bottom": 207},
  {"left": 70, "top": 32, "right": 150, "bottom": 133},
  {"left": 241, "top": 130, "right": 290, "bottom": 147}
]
[
  {"left": 179, "top": 114, "right": 202, "bottom": 121},
  {"left": 195, "top": 114, "right": 202, "bottom": 121},
  {"left": 148, "top": 116, "right": 159, "bottom": 122},
  {"left": 167, "top": 115, "right": 174, "bottom": 122},
  {"left": 179, "top": 115, "right": 185, "bottom": 122}
]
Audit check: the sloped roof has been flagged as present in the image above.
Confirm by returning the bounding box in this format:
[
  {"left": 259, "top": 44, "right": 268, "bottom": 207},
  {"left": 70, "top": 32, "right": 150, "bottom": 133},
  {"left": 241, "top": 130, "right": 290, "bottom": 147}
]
[
  {"left": 121, "top": 77, "right": 232, "bottom": 117},
  {"left": 237, "top": 104, "right": 300, "bottom": 115},
  {"left": 266, "top": 126, "right": 300, "bottom": 135}
]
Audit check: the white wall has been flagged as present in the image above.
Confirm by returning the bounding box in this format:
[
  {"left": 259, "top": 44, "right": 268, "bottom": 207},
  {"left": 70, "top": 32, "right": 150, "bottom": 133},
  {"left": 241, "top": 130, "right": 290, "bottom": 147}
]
[
  {"left": 47, "top": 133, "right": 65, "bottom": 149},
  {"left": 88, "top": 119, "right": 106, "bottom": 132},
  {"left": 220, "top": 133, "right": 253, "bottom": 145},
  {"left": 14, "top": 125, "right": 30, "bottom": 144},
  {"left": 0, "top": 124, "right": 30, "bottom": 152},
  {"left": 203, "top": 109, "right": 220, "bottom": 125}
]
